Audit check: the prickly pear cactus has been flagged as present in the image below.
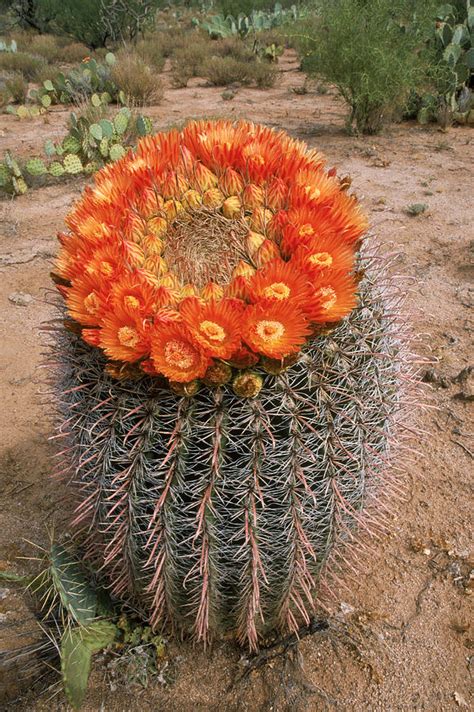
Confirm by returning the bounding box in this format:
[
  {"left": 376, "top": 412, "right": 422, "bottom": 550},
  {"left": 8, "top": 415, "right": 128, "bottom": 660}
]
[{"left": 49, "top": 120, "right": 414, "bottom": 650}]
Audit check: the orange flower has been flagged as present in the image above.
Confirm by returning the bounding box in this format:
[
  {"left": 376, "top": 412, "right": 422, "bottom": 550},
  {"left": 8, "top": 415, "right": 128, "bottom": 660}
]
[
  {"left": 99, "top": 307, "right": 151, "bottom": 362},
  {"left": 306, "top": 271, "right": 358, "bottom": 323},
  {"left": 242, "top": 302, "right": 310, "bottom": 359},
  {"left": 180, "top": 297, "right": 242, "bottom": 359},
  {"left": 248, "top": 259, "right": 311, "bottom": 310},
  {"left": 56, "top": 119, "right": 366, "bottom": 383},
  {"left": 292, "top": 234, "right": 355, "bottom": 275},
  {"left": 110, "top": 273, "right": 167, "bottom": 316},
  {"left": 150, "top": 322, "right": 210, "bottom": 382},
  {"left": 66, "top": 274, "right": 109, "bottom": 326}
]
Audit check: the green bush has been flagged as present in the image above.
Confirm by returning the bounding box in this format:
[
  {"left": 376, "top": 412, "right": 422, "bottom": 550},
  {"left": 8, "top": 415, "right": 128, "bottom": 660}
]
[{"left": 296, "top": 0, "right": 433, "bottom": 134}]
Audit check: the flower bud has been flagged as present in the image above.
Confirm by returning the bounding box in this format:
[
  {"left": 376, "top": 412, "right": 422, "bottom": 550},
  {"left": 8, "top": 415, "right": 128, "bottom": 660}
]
[
  {"left": 232, "top": 371, "right": 263, "bottom": 398},
  {"left": 232, "top": 260, "right": 256, "bottom": 280},
  {"left": 204, "top": 362, "right": 233, "bottom": 387},
  {"left": 254, "top": 239, "right": 280, "bottom": 268},
  {"left": 202, "top": 188, "right": 224, "bottom": 209},
  {"left": 242, "top": 183, "right": 264, "bottom": 210},
  {"left": 182, "top": 189, "right": 203, "bottom": 211},
  {"left": 201, "top": 282, "right": 224, "bottom": 301},
  {"left": 147, "top": 216, "right": 167, "bottom": 237},
  {"left": 220, "top": 167, "right": 244, "bottom": 196},
  {"left": 170, "top": 379, "right": 200, "bottom": 396},
  {"left": 245, "top": 230, "right": 265, "bottom": 255},
  {"left": 222, "top": 196, "right": 242, "bottom": 219}
]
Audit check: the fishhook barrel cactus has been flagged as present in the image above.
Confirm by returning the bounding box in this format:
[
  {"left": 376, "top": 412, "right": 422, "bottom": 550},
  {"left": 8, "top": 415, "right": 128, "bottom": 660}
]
[{"left": 49, "top": 120, "right": 414, "bottom": 650}]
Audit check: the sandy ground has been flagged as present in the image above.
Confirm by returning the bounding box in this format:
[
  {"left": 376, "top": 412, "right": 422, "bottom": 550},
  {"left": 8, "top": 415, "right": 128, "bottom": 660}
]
[{"left": 0, "top": 52, "right": 473, "bottom": 711}]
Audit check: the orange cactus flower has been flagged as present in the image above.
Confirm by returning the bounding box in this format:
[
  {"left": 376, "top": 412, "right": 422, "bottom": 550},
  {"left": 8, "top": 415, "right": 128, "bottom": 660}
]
[
  {"left": 110, "top": 273, "right": 168, "bottom": 316},
  {"left": 66, "top": 274, "right": 109, "bottom": 326},
  {"left": 242, "top": 302, "right": 310, "bottom": 359},
  {"left": 292, "top": 234, "right": 356, "bottom": 275},
  {"left": 248, "top": 259, "right": 311, "bottom": 310},
  {"left": 180, "top": 297, "right": 242, "bottom": 359},
  {"left": 150, "top": 322, "right": 210, "bottom": 382},
  {"left": 99, "top": 307, "right": 151, "bottom": 363},
  {"left": 56, "top": 119, "right": 366, "bottom": 386},
  {"left": 306, "top": 271, "right": 358, "bottom": 323}
]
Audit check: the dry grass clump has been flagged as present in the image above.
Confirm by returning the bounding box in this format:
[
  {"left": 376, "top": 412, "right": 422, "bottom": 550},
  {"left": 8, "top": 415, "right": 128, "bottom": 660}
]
[
  {"left": 215, "top": 37, "right": 254, "bottom": 63},
  {"left": 202, "top": 55, "right": 277, "bottom": 88},
  {"left": 248, "top": 60, "right": 277, "bottom": 88},
  {"left": 153, "top": 28, "right": 187, "bottom": 58},
  {"left": 4, "top": 74, "right": 28, "bottom": 103},
  {"left": 58, "top": 42, "right": 91, "bottom": 64},
  {"left": 111, "top": 53, "right": 163, "bottom": 106},
  {"left": 134, "top": 38, "right": 166, "bottom": 71},
  {"left": 170, "top": 37, "right": 211, "bottom": 88},
  {"left": 0, "top": 51, "right": 47, "bottom": 81}
]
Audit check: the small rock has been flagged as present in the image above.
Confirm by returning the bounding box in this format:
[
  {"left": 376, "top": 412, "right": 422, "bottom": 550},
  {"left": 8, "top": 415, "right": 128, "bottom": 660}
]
[
  {"left": 452, "top": 366, "right": 474, "bottom": 401},
  {"left": 421, "top": 367, "right": 450, "bottom": 388},
  {"left": 340, "top": 601, "right": 354, "bottom": 615},
  {"left": 8, "top": 292, "right": 33, "bottom": 307},
  {"left": 0, "top": 588, "right": 10, "bottom": 600},
  {"left": 221, "top": 89, "right": 236, "bottom": 101},
  {"left": 405, "top": 203, "right": 428, "bottom": 217},
  {"left": 454, "top": 691, "right": 468, "bottom": 707}
]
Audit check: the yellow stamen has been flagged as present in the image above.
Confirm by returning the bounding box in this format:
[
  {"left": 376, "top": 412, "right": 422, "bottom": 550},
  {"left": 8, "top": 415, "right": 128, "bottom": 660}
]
[
  {"left": 124, "top": 295, "right": 141, "bottom": 310},
  {"left": 256, "top": 320, "right": 285, "bottom": 342},
  {"left": 308, "top": 252, "right": 333, "bottom": 268},
  {"left": 199, "top": 320, "right": 226, "bottom": 342},
  {"left": 299, "top": 224, "right": 314, "bottom": 237},
  {"left": 317, "top": 286, "right": 337, "bottom": 310},
  {"left": 84, "top": 292, "right": 100, "bottom": 315},
  {"left": 99, "top": 261, "right": 114, "bottom": 277},
  {"left": 262, "top": 282, "right": 291, "bottom": 300},
  {"left": 118, "top": 326, "right": 140, "bottom": 348},
  {"left": 164, "top": 339, "right": 195, "bottom": 369}
]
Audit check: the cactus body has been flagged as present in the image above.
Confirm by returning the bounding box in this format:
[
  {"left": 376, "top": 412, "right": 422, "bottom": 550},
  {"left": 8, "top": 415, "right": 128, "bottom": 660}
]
[
  {"left": 50, "top": 120, "right": 413, "bottom": 650},
  {"left": 53, "top": 271, "right": 407, "bottom": 649}
]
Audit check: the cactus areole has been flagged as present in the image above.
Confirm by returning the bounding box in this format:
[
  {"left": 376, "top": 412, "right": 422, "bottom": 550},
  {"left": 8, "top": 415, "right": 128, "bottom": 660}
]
[{"left": 51, "top": 120, "right": 410, "bottom": 649}]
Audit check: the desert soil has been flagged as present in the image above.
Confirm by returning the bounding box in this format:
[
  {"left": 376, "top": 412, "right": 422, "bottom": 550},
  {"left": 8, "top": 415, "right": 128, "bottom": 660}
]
[{"left": 0, "top": 52, "right": 472, "bottom": 711}]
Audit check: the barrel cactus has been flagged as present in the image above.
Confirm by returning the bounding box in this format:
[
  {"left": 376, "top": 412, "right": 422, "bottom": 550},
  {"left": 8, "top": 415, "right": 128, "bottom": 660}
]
[{"left": 49, "top": 120, "right": 412, "bottom": 650}]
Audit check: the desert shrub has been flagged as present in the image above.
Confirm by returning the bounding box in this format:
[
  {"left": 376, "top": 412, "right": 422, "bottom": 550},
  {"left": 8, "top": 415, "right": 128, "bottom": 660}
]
[
  {"left": 217, "top": 0, "right": 296, "bottom": 17},
  {"left": 134, "top": 38, "right": 166, "bottom": 71},
  {"left": 0, "top": 51, "right": 47, "bottom": 80},
  {"left": 152, "top": 28, "right": 187, "bottom": 58},
  {"left": 5, "top": 73, "right": 28, "bottom": 102},
  {"left": 201, "top": 56, "right": 247, "bottom": 85},
  {"left": 202, "top": 54, "right": 277, "bottom": 87},
  {"left": 111, "top": 53, "right": 163, "bottom": 105},
  {"left": 170, "top": 39, "right": 211, "bottom": 87},
  {"left": 296, "top": 0, "right": 432, "bottom": 134},
  {"left": 249, "top": 58, "right": 277, "bottom": 87},
  {"left": 58, "top": 42, "right": 91, "bottom": 64},
  {"left": 27, "top": 33, "right": 61, "bottom": 62},
  {"left": 214, "top": 37, "right": 255, "bottom": 63}
]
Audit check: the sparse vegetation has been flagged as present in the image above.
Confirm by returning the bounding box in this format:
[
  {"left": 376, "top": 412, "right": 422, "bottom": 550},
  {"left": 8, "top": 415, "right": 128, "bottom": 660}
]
[
  {"left": 295, "top": 0, "right": 434, "bottom": 134},
  {"left": 0, "top": 49, "right": 46, "bottom": 80},
  {"left": 110, "top": 52, "right": 163, "bottom": 105}
]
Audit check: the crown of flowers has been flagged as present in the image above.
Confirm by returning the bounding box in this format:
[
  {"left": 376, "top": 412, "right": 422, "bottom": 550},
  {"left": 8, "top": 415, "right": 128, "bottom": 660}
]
[{"left": 53, "top": 120, "right": 368, "bottom": 395}]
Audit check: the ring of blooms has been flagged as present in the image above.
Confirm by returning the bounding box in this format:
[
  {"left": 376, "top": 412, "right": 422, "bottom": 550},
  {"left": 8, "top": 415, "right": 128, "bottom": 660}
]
[{"left": 53, "top": 120, "right": 368, "bottom": 389}]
